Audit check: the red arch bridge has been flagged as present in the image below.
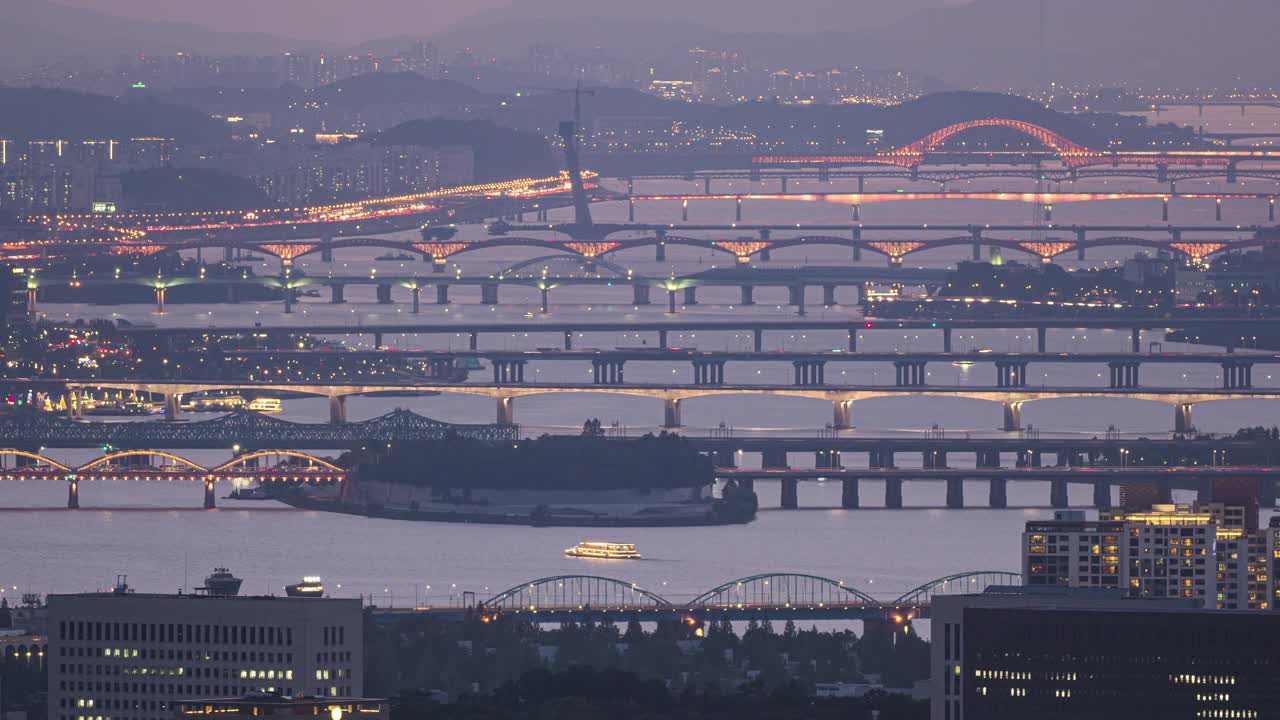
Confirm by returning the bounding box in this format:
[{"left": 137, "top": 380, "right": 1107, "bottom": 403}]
[
  {"left": 0, "top": 449, "right": 345, "bottom": 509},
  {"left": 378, "top": 571, "right": 1023, "bottom": 624}
]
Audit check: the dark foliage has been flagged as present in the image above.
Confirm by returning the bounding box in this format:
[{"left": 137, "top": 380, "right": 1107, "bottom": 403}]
[
  {"left": 120, "top": 167, "right": 275, "bottom": 211},
  {"left": 0, "top": 87, "right": 225, "bottom": 143},
  {"left": 368, "top": 118, "right": 559, "bottom": 181}
]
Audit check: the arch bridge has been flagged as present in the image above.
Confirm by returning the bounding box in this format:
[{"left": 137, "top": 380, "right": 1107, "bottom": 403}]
[
  {"left": 0, "top": 448, "right": 345, "bottom": 509},
  {"left": 468, "top": 570, "right": 1021, "bottom": 623}
]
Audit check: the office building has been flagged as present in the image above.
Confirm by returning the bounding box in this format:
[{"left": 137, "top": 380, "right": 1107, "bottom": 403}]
[
  {"left": 932, "top": 586, "right": 1279, "bottom": 720},
  {"left": 1023, "top": 510, "right": 1123, "bottom": 589},
  {"left": 47, "top": 591, "right": 363, "bottom": 720}
]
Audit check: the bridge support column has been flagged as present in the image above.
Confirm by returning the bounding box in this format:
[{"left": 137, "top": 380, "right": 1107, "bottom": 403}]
[
  {"left": 663, "top": 398, "right": 682, "bottom": 428},
  {"left": 1093, "top": 480, "right": 1112, "bottom": 508},
  {"left": 410, "top": 287, "right": 421, "bottom": 313},
  {"left": 841, "top": 478, "right": 860, "bottom": 509},
  {"left": 822, "top": 284, "right": 836, "bottom": 307},
  {"left": 1018, "top": 449, "right": 1042, "bottom": 468},
  {"left": 469, "top": 332, "right": 478, "bottom": 351},
  {"left": 780, "top": 478, "right": 798, "bottom": 509},
  {"left": 885, "top": 478, "right": 903, "bottom": 509},
  {"left": 658, "top": 329, "right": 667, "bottom": 349},
  {"left": 946, "top": 478, "right": 964, "bottom": 509},
  {"left": 1216, "top": 198, "right": 1223, "bottom": 220},
  {"left": 924, "top": 449, "right": 947, "bottom": 469},
  {"left": 1132, "top": 328, "right": 1142, "bottom": 353},
  {"left": 1050, "top": 479, "right": 1069, "bottom": 509},
  {"left": 759, "top": 247, "right": 771, "bottom": 262},
  {"left": 943, "top": 327, "right": 952, "bottom": 353},
  {"left": 870, "top": 449, "right": 895, "bottom": 469},
  {"left": 753, "top": 328, "right": 763, "bottom": 352},
  {"left": 628, "top": 197, "right": 635, "bottom": 222},
  {"left": 1271, "top": 198, "right": 1276, "bottom": 223},
  {"left": 540, "top": 288, "right": 550, "bottom": 314},
  {"left": 329, "top": 395, "right": 347, "bottom": 424},
  {"left": 224, "top": 245, "right": 234, "bottom": 262},
  {"left": 988, "top": 478, "right": 1007, "bottom": 509},
  {"left": 655, "top": 241, "right": 666, "bottom": 262},
  {"left": 735, "top": 197, "right": 742, "bottom": 222},
  {"left": 1175, "top": 403, "right": 1194, "bottom": 434},
  {"left": 481, "top": 282, "right": 499, "bottom": 305},
  {"left": 1037, "top": 327, "right": 1047, "bottom": 353},
  {"left": 374, "top": 331, "right": 383, "bottom": 349},
  {"left": 1002, "top": 402, "right": 1022, "bottom": 432},
  {"left": 432, "top": 257, "right": 447, "bottom": 273},
  {"left": 164, "top": 393, "right": 181, "bottom": 422},
  {"left": 330, "top": 284, "right": 345, "bottom": 303},
  {"left": 1077, "top": 245, "right": 1086, "bottom": 261},
  {"left": 632, "top": 284, "right": 651, "bottom": 305},
  {"left": 496, "top": 397, "right": 515, "bottom": 425},
  {"left": 681, "top": 198, "right": 688, "bottom": 222},
  {"left": 67, "top": 479, "right": 79, "bottom": 510},
  {"left": 436, "top": 285, "right": 449, "bottom": 305},
  {"left": 832, "top": 400, "right": 853, "bottom": 430},
  {"left": 683, "top": 287, "right": 698, "bottom": 306},
  {"left": 1162, "top": 196, "right": 1170, "bottom": 222},
  {"left": 788, "top": 285, "right": 805, "bottom": 315},
  {"left": 740, "top": 286, "right": 754, "bottom": 305},
  {"left": 667, "top": 290, "right": 678, "bottom": 314},
  {"left": 204, "top": 479, "right": 216, "bottom": 509},
  {"left": 155, "top": 287, "right": 166, "bottom": 315}
]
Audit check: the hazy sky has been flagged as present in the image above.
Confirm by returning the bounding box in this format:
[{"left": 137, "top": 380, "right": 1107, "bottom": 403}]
[{"left": 54, "top": 0, "right": 967, "bottom": 44}]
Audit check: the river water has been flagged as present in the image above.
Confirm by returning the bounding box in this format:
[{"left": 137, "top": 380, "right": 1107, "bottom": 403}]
[{"left": 4, "top": 108, "right": 1280, "bottom": 606}]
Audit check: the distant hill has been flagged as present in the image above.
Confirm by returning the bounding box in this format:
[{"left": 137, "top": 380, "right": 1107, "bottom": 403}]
[
  {"left": 0, "top": 87, "right": 226, "bottom": 143},
  {"left": 2, "top": 1, "right": 297, "bottom": 76},
  {"left": 369, "top": 118, "right": 558, "bottom": 181},
  {"left": 120, "top": 167, "right": 274, "bottom": 211}
]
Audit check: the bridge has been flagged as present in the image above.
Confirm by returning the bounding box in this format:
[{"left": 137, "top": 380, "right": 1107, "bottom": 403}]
[
  {"left": 751, "top": 118, "right": 1280, "bottom": 175},
  {"left": 0, "top": 448, "right": 345, "bottom": 509},
  {"left": 106, "top": 315, "right": 1280, "bottom": 354},
  {"left": 45, "top": 375, "right": 1280, "bottom": 433},
  {"left": 380, "top": 570, "right": 1021, "bottom": 624}
]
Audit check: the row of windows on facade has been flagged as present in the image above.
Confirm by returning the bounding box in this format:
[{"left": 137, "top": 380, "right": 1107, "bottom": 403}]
[
  {"left": 57, "top": 620, "right": 351, "bottom": 647},
  {"left": 59, "top": 646, "right": 295, "bottom": 663}
]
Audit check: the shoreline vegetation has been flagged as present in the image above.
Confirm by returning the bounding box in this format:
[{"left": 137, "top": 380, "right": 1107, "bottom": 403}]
[{"left": 278, "top": 432, "right": 758, "bottom": 527}]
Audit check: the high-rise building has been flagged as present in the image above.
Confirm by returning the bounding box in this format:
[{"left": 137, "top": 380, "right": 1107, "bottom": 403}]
[
  {"left": 1022, "top": 510, "right": 1123, "bottom": 589},
  {"left": 47, "top": 590, "right": 363, "bottom": 720},
  {"left": 932, "top": 586, "right": 1278, "bottom": 720}
]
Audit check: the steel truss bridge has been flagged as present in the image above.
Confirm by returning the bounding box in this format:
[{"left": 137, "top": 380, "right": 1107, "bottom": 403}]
[
  {"left": 415, "top": 570, "right": 1023, "bottom": 623},
  {"left": 0, "top": 408, "right": 516, "bottom": 449},
  {"left": 0, "top": 447, "right": 345, "bottom": 509}
]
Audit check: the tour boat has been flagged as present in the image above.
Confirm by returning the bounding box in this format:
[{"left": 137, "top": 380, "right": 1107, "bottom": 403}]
[
  {"left": 285, "top": 576, "right": 324, "bottom": 597},
  {"left": 201, "top": 567, "right": 243, "bottom": 596},
  {"left": 564, "top": 541, "right": 642, "bottom": 560},
  {"left": 246, "top": 397, "right": 282, "bottom": 413}
]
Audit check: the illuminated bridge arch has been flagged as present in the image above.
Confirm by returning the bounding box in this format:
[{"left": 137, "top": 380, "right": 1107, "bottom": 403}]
[
  {"left": 892, "top": 571, "right": 1022, "bottom": 607},
  {"left": 77, "top": 450, "right": 206, "bottom": 473},
  {"left": 0, "top": 450, "right": 70, "bottom": 472},
  {"left": 688, "top": 573, "right": 877, "bottom": 608},
  {"left": 210, "top": 450, "right": 342, "bottom": 474},
  {"left": 892, "top": 118, "right": 1095, "bottom": 167},
  {"left": 482, "top": 575, "right": 671, "bottom": 611}
]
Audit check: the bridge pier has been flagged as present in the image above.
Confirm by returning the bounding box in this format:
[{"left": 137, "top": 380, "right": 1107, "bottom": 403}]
[
  {"left": 870, "top": 448, "right": 895, "bottom": 469},
  {"left": 432, "top": 257, "right": 447, "bottom": 273},
  {"left": 793, "top": 360, "right": 825, "bottom": 386},
  {"left": 988, "top": 478, "right": 1007, "bottom": 509},
  {"left": 667, "top": 290, "right": 678, "bottom": 314},
  {"left": 946, "top": 478, "right": 964, "bottom": 509},
  {"left": 1162, "top": 196, "right": 1170, "bottom": 222},
  {"left": 663, "top": 398, "right": 682, "bottom": 428},
  {"left": 1002, "top": 401, "right": 1022, "bottom": 432},
  {"left": 497, "top": 359, "right": 529, "bottom": 384},
  {"left": 681, "top": 198, "right": 688, "bottom": 222},
  {"left": 164, "top": 393, "right": 181, "bottom": 422},
  {"left": 591, "top": 359, "right": 624, "bottom": 385},
  {"left": 633, "top": 284, "right": 651, "bottom": 305},
  {"left": 496, "top": 397, "right": 515, "bottom": 425},
  {"left": 893, "top": 361, "right": 926, "bottom": 387},
  {"left": 693, "top": 360, "right": 725, "bottom": 386},
  {"left": 780, "top": 478, "right": 798, "bottom": 509},
  {"left": 376, "top": 283, "right": 392, "bottom": 305},
  {"left": 822, "top": 284, "right": 836, "bottom": 307},
  {"left": 1222, "top": 361, "right": 1253, "bottom": 389},
  {"left": 1175, "top": 403, "right": 1194, "bottom": 434},
  {"left": 735, "top": 197, "right": 743, "bottom": 222},
  {"left": 469, "top": 332, "right": 478, "bottom": 351},
  {"left": 924, "top": 449, "right": 947, "bottom": 469},
  {"left": 684, "top": 287, "right": 698, "bottom": 306},
  {"left": 655, "top": 241, "right": 666, "bottom": 262},
  {"left": 540, "top": 288, "right": 550, "bottom": 314},
  {"left": 436, "top": 285, "right": 449, "bottom": 305},
  {"left": 841, "top": 478, "right": 860, "bottom": 509},
  {"left": 628, "top": 197, "right": 635, "bottom": 222},
  {"left": 740, "top": 286, "right": 754, "bottom": 305},
  {"left": 1131, "top": 328, "right": 1142, "bottom": 353},
  {"left": 753, "top": 329, "right": 764, "bottom": 352},
  {"left": 994, "top": 358, "right": 1027, "bottom": 386},
  {"left": 1108, "top": 361, "right": 1141, "bottom": 388},
  {"left": 885, "top": 478, "right": 903, "bottom": 509},
  {"left": 1050, "top": 479, "right": 1069, "bottom": 509},
  {"left": 1036, "top": 327, "right": 1047, "bottom": 353},
  {"left": 1093, "top": 480, "right": 1112, "bottom": 508},
  {"left": 330, "top": 284, "right": 345, "bottom": 303},
  {"left": 328, "top": 395, "right": 347, "bottom": 424},
  {"left": 759, "top": 248, "right": 771, "bottom": 262},
  {"left": 832, "top": 400, "right": 853, "bottom": 430},
  {"left": 411, "top": 287, "right": 421, "bottom": 314},
  {"left": 67, "top": 479, "right": 79, "bottom": 510},
  {"left": 788, "top": 285, "right": 806, "bottom": 315},
  {"left": 204, "top": 479, "right": 216, "bottom": 509},
  {"left": 374, "top": 332, "right": 384, "bottom": 349},
  {"left": 942, "top": 327, "right": 952, "bottom": 353},
  {"left": 657, "top": 329, "right": 667, "bottom": 349},
  {"left": 481, "top": 283, "right": 499, "bottom": 305},
  {"left": 1018, "top": 449, "right": 1042, "bottom": 468},
  {"left": 852, "top": 204, "right": 860, "bottom": 222}
]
